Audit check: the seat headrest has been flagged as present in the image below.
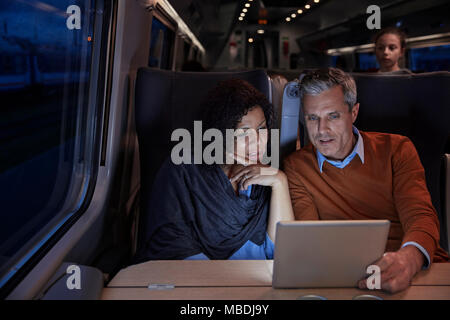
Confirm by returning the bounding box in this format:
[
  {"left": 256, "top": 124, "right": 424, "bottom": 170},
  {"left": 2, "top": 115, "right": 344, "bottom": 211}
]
[{"left": 135, "top": 68, "right": 271, "bottom": 144}]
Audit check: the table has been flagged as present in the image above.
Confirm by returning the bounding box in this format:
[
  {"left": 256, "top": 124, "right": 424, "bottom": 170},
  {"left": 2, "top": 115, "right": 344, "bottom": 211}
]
[{"left": 101, "top": 260, "right": 450, "bottom": 300}]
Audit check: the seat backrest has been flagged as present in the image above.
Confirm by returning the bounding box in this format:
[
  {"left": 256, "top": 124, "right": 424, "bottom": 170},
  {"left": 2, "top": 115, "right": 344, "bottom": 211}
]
[
  {"left": 279, "top": 80, "right": 301, "bottom": 163},
  {"left": 269, "top": 74, "right": 288, "bottom": 130},
  {"left": 134, "top": 68, "right": 271, "bottom": 246},
  {"left": 351, "top": 71, "right": 450, "bottom": 251}
]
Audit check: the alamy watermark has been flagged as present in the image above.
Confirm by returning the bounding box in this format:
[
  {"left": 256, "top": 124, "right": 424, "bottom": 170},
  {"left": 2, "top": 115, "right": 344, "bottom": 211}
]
[
  {"left": 170, "top": 121, "right": 280, "bottom": 174},
  {"left": 366, "top": 5, "right": 381, "bottom": 30},
  {"left": 66, "top": 264, "right": 81, "bottom": 290},
  {"left": 366, "top": 264, "right": 381, "bottom": 290},
  {"left": 66, "top": 5, "right": 81, "bottom": 30}
]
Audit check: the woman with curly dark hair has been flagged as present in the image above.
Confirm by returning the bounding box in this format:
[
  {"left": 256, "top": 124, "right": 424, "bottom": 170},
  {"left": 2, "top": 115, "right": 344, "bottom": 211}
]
[{"left": 134, "top": 79, "right": 293, "bottom": 262}]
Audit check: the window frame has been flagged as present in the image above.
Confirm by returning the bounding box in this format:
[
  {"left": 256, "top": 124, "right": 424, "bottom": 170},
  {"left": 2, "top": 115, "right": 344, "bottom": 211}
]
[
  {"left": 148, "top": 5, "right": 177, "bottom": 70},
  {"left": 0, "top": 0, "right": 115, "bottom": 299}
]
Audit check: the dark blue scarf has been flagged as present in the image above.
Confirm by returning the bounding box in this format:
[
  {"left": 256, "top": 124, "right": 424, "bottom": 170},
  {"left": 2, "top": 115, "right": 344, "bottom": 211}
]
[{"left": 134, "top": 158, "right": 271, "bottom": 261}]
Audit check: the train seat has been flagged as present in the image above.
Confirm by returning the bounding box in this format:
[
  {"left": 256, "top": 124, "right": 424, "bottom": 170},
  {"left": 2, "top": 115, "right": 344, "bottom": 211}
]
[
  {"left": 278, "top": 79, "right": 302, "bottom": 163},
  {"left": 352, "top": 71, "right": 450, "bottom": 251}
]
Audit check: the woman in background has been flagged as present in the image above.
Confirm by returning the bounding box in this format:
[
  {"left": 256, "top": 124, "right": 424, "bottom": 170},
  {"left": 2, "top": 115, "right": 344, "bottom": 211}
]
[{"left": 374, "top": 27, "right": 412, "bottom": 74}]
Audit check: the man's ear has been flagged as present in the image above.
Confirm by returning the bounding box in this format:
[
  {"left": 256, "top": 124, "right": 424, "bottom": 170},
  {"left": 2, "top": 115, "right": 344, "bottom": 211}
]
[{"left": 351, "top": 103, "right": 360, "bottom": 123}]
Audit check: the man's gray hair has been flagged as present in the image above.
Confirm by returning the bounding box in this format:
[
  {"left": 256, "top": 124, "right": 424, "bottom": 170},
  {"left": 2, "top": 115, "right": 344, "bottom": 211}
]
[{"left": 299, "top": 68, "right": 357, "bottom": 111}]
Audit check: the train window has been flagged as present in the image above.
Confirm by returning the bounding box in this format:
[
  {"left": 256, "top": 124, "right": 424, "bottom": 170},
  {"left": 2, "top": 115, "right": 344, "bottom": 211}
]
[
  {"left": 192, "top": 46, "right": 199, "bottom": 61},
  {"left": 148, "top": 17, "right": 175, "bottom": 70},
  {"left": 0, "top": 0, "right": 108, "bottom": 292},
  {"left": 356, "top": 52, "right": 379, "bottom": 72},
  {"left": 330, "top": 55, "right": 339, "bottom": 67},
  {"left": 409, "top": 44, "right": 450, "bottom": 72},
  {"left": 0, "top": 54, "right": 27, "bottom": 75},
  {"left": 183, "top": 40, "right": 191, "bottom": 63}
]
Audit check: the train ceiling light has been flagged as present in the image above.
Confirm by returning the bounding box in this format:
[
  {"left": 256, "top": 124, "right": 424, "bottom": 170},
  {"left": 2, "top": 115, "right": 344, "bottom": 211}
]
[{"left": 284, "top": 0, "right": 324, "bottom": 24}]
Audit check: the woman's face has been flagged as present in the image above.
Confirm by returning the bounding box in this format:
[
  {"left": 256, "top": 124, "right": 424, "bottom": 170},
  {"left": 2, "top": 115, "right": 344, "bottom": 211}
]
[
  {"left": 375, "top": 33, "right": 404, "bottom": 72},
  {"left": 231, "top": 106, "right": 268, "bottom": 165}
]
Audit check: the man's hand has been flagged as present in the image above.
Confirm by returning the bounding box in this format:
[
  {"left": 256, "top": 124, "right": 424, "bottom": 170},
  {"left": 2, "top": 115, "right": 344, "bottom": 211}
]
[{"left": 358, "top": 245, "right": 425, "bottom": 293}]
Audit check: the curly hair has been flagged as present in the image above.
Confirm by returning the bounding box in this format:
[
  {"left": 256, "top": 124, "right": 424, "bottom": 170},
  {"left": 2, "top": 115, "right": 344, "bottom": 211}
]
[{"left": 202, "top": 78, "right": 274, "bottom": 134}]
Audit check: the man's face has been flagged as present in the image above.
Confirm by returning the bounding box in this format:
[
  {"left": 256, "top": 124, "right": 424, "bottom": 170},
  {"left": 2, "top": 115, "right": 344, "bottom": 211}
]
[{"left": 303, "top": 85, "right": 359, "bottom": 161}]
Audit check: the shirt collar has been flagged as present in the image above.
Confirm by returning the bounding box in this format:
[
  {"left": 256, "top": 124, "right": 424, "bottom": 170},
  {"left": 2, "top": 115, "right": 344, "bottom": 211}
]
[{"left": 316, "top": 126, "right": 365, "bottom": 173}]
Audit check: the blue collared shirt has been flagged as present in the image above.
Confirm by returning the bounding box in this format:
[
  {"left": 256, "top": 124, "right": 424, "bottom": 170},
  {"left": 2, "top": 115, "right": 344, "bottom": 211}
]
[
  {"left": 315, "top": 126, "right": 430, "bottom": 268},
  {"left": 185, "top": 184, "right": 274, "bottom": 260},
  {"left": 185, "top": 232, "right": 274, "bottom": 260},
  {"left": 316, "top": 126, "right": 364, "bottom": 173}
]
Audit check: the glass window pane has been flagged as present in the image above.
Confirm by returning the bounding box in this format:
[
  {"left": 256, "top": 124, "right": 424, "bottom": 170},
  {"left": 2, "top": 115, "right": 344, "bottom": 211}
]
[
  {"left": 161, "top": 25, "right": 174, "bottom": 69},
  {"left": 0, "top": 0, "right": 100, "bottom": 284},
  {"left": 148, "top": 17, "right": 174, "bottom": 70},
  {"left": 357, "top": 52, "right": 379, "bottom": 71},
  {"left": 183, "top": 41, "right": 191, "bottom": 64},
  {"left": 409, "top": 44, "right": 450, "bottom": 72}
]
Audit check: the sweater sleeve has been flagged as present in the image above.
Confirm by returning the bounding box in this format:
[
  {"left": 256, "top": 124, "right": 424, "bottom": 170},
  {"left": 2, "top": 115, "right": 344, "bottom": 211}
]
[
  {"left": 391, "top": 137, "right": 441, "bottom": 264},
  {"left": 284, "top": 156, "right": 319, "bottom": 220}
]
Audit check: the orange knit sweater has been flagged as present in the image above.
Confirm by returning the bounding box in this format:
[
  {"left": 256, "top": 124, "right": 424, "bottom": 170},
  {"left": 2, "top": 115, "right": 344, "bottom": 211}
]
[{"left": 284, "top": 131, "right": 449, "bottom": 263}]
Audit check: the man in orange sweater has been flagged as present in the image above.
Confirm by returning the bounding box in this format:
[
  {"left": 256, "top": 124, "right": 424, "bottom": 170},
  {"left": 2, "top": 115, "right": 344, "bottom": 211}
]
[{"left": 284, "top": 67, "right": 449, "bottom": 293}]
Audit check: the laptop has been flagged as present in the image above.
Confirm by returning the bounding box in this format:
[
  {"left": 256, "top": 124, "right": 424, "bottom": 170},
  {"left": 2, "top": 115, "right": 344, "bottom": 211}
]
[{"left": 272, "top": 220, "right": 390, "bottom": 288}]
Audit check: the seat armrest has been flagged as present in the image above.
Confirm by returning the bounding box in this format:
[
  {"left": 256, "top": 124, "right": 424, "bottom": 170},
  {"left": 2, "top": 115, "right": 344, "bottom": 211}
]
[{"left": 39, "top": 262, "right": 104, "bottom": 300}]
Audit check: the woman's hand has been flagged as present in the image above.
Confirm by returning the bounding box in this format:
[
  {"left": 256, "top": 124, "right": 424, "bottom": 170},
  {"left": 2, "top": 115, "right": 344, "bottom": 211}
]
[
  {"left": 228, "top": 163, "right": 293, "bottom": 241},
  {"left": 227, "top": 162, "right": 294, "bottom": 241},
  {"left": 229, "top": 164, "right": 286, "bottom": 191}
]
